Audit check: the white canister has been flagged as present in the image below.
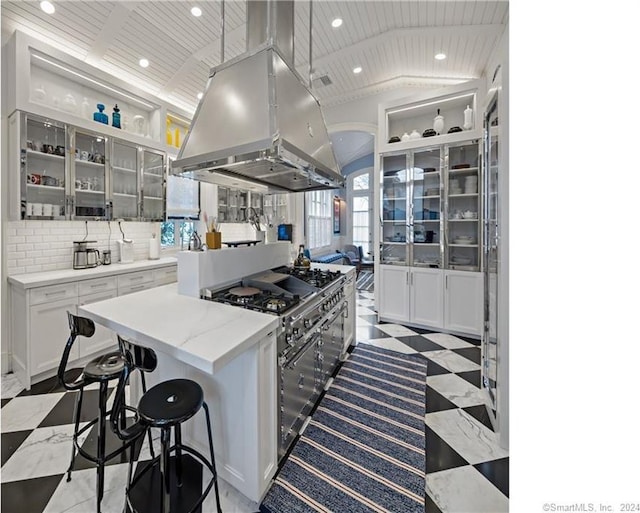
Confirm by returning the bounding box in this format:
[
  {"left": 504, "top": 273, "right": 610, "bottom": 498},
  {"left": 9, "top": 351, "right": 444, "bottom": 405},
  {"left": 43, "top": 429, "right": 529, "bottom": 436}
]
[
  {"left": 52, "top": 205, "right": 62, "bottom": 217},
  {"left": 42, "top": 203, "right": 53, "bottom": 216},
  {"left": 32, "top": 203, "right": 43, "bottom": 216}
]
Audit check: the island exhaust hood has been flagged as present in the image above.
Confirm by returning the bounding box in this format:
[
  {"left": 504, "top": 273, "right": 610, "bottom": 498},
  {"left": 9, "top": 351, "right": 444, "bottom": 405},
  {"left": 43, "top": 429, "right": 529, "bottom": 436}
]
[{"left": 171, "top": 1, "right": 344, "bottom": 192}]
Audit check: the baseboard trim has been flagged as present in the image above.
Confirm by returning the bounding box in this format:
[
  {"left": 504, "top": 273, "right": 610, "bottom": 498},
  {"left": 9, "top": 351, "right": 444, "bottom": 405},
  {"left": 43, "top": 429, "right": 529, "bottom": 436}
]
[{"left": 1, "top": 352, "right": 9, "bottom": 374}]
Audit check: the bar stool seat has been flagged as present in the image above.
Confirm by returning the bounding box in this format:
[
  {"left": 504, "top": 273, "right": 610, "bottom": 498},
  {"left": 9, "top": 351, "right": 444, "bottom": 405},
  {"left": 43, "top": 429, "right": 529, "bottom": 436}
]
[
  {"left": 137, "top": 379, "right": 203, "bottom": 427},
  {"left": 83, "top": 351, "right": 126, "bottom": 380}
]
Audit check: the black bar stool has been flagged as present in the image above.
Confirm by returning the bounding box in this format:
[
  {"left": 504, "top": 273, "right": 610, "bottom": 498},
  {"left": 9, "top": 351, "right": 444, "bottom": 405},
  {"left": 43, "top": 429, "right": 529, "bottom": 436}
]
[
  {"left": 111, "top": 356, "right": 223, "bottom": 513},
  {"left": 57, "top": 313, "right": 155, "bottom": 513}
]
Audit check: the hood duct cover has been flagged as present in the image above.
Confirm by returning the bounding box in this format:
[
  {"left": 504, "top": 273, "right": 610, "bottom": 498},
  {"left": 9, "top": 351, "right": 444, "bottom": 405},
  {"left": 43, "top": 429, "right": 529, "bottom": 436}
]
[{"left": 172, "top": 1, "right": 343, "bottom": 192}]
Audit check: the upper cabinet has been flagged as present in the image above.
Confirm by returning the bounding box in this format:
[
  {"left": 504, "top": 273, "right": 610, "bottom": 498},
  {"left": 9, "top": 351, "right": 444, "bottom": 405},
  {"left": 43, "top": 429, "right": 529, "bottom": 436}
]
[{"left": 377, "top": 80, "right": 484, "bottom": 155}]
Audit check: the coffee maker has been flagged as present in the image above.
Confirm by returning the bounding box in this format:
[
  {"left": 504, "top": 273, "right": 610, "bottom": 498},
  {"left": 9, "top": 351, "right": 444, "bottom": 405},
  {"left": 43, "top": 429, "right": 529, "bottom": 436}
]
[{"left": 73, "top": 241, "right": 100, "bottom": 270}]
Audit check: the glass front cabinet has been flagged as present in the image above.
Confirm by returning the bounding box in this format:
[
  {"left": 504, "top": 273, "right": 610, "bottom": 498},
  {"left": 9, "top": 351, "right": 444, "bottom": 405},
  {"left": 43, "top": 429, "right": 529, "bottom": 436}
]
[
  {"left": 379, "top": 138, "right": 481, "bottom": 271},
  {"left": 16, "top": 112, "right": 165, "bottom": 221}
]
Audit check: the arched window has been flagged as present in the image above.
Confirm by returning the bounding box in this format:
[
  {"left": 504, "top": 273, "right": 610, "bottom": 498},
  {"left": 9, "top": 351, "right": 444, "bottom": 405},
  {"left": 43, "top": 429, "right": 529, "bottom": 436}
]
[{"left": 348, "top": 167, "right": 373, "bottom": 255}]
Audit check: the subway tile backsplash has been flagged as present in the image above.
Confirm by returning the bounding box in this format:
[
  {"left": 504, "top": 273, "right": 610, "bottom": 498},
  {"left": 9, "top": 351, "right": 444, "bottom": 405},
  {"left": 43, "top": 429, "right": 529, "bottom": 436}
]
[{"left": 6, "top": 220, "right": 161, "bottom": 276}]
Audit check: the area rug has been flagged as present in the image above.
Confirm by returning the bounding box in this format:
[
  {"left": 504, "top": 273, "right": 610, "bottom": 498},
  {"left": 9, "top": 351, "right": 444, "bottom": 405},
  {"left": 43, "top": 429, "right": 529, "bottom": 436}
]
[
  {"left": 260, "top": 344, "right": 426, "bottom": 513},
  {"left": 356, "top": 270, "right": 374, "bottom": 292}
]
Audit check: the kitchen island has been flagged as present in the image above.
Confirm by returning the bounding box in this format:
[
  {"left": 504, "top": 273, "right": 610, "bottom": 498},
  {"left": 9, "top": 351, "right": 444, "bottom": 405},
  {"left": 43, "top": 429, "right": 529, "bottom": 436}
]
[{"left": 78, "top": 283, "right": 279, "bottom": 504}]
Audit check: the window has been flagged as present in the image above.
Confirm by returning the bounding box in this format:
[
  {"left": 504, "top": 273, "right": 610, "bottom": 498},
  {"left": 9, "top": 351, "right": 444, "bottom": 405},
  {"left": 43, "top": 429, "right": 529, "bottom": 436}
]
[
  {"left": 348, "top": 169, "right": 373, "bottom": 255},
  {"left": 161, "top": 174, "right": 200, "bottom": 248},
  {"left": 305, "top": 190, "right": 333, "bottom": 250}
]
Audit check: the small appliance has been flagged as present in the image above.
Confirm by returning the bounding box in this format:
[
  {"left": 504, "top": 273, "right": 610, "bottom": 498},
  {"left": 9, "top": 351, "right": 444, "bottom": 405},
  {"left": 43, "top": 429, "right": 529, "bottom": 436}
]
[{"left": 73, "top": 241, "right": 100, "bottom": 270}]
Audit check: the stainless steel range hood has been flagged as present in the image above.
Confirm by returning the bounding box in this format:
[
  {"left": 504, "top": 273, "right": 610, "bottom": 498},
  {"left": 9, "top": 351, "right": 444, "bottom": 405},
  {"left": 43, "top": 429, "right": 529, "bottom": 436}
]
[{"left": 172, "top": 1, "right": 344, "bottom": 192}]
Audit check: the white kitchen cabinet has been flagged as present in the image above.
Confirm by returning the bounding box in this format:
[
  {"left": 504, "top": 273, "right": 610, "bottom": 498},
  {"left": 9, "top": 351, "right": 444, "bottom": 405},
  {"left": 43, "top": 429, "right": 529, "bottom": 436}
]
[
  {"left": 29, "top": 296, "right": 79, "bottom": 376},
  {"left": 378, "top": 265, "right": 482, "bottom": 336},
  {"left": 410, "top": 268, "right": 444, "bottom": 327},
  {"left": 378, "top": 265, "right": 410, "bottom": 323},
  {"left": 77, "top": 289, "right": 118, "bottom": 358},
  {"left": 444, "top": 270, "right": 483, "bottom": 335},
  {"left": 9, "top": 262, "right": 177, "bottom": 389}
]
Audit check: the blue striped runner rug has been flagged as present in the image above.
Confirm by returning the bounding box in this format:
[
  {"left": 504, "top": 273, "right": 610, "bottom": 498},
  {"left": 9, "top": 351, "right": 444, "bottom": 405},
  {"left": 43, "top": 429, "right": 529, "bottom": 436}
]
[{"left": 260, "top": 343, "right": 426, "bottom": 513}]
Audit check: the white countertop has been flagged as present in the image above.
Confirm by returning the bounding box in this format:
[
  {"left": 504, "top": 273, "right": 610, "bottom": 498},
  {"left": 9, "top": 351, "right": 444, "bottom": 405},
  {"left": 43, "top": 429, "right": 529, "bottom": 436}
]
[
  {"left": 78, "top": 283, "right": 279, "bottom": 375},
  {"left": 8, "top": 257, "right": 177, "bottom": 289}
]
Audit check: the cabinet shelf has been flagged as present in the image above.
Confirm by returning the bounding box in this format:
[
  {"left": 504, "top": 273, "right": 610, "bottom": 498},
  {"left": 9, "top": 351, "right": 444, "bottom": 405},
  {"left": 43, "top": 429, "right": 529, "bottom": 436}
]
[
  {"left": 113, "top": 166, "right": 136, "bottom": 174},
  {"left": 145, "top": 166, "right": 164, "bottom": 174},
  {"left": 448, "top": 218, "right": 478, "bottom": 222},
  {"left": 449, "top": 193, "right": 478, "bottom": 198},
  {"left": 75, "top": 159, "right": 104, "bottom": 168},
  {"left": 143, "top": 172, "right": 162, "bottom": 179},
  {"left": 113, "top": 193, "right": 136, "bottom": 198},
  {"left": 75, "top": 188, "right": 105, "bottom": 194},
  {"left": 450, "top": 244, "right": 478, "bottom": 248},
  {"left": 144, "top": 196, "right": 162, "bottom": 200},
  {"left": 414, "top": 243, "right": 439, "bottom": 246},
  {"left": 382, "top": 241, "right": 407, "bottom": 245},
  {"left": 414, "top": 219, "right": 440, "bottom": 223},
  {"left": 383, "top": 197, "right": 407, "bottom": 201},
  {"left": 382, "top": 220, "right": 406, "bottom": 224},
  {"left": 415, "top": 195, "right": 440, "bottom": 199},
  {"left": 26, "top": 149, "right": 65, "bottom": 161},
  {"left": 448, "top": 167, "right": 479, "bottom": 175},
  {"left": 27, "top": 183, "right": 64, "bottom": 191}
]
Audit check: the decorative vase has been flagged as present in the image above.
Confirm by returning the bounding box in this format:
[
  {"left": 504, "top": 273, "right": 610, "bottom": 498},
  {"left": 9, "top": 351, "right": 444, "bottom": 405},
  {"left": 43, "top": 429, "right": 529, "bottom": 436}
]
[
  {"left": 401, "top": 132, "right": 410, "bottom": 142},
  {"left": 81, "top": 97, "right": 91, "bottom": 118},
  {"left": 112, "top": 104, "right": 121, "bottom": 129},
  {"left": 33, "top": 84, "right": 46, "bottom": 103},
  {"left": 409, "top": 129, "right": 421, "bottom": 140},
  {"left": 93, "top": 104, "right": 108, "bottom": 125},
  {"left": 463, "top": 105, "right": 473, "bottom": 130},
  {"left": 433, "top": 108, "right": 444, "bottom": 135},
  {"left": 62, "top": 93, "right": 77, "bottom": 113}
]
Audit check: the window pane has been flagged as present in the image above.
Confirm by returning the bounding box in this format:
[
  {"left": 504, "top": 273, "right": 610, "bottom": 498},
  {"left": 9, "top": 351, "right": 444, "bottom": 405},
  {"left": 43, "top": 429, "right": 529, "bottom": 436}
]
[
  {"left": 352, "top": 195, "right": 369, "bottom": 255},
  {"left": 160, "top": 221, "right": 175, "bottom": 246},
  {"left": 305, "top": 190, "right": 333, "bottom": 250},
  {"left": 353, "top": 173, "right": 369, "bottom": 190},
  {"left": 166, "top": 175, "right": 199, "bottom": 218}
]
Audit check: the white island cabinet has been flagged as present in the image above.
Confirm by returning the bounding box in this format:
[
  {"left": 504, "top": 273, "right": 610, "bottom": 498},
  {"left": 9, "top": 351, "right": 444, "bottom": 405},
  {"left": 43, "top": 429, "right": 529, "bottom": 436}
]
[{"left": 78, "top": 284, "right": 280, "bottom": 505}]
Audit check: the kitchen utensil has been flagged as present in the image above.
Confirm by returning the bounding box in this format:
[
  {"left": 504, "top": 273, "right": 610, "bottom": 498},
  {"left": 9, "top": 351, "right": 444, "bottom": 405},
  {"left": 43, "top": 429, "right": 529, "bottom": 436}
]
[
  {"left": 28, "top": 173, "right": 42, "bottom": 185},
  {"left": 102, "top": 249, "right": 111, "bottom": 265},
  {"left": 388, "top": 136, "right": 401, "bottom": 143},
  {"left": 42, "top": 144, "right": 54, "bottom": 154},
  {"left": 41, "top": 175, "right": 58, "bottom": 186},
  {"left": 447, "top": 126, "right": 462, "bottom": 133},
  {"left": 206, "top": 231, "right": 222, "bottom": 250},
  {"left": 80, "top": 150, "right": 90, "bottom": 161},
  {"left": 422, "top": 128, "right": 436, "bottom": 137},
  {"left": 462, "top": 211, "right": 477, "bottom": 219}
]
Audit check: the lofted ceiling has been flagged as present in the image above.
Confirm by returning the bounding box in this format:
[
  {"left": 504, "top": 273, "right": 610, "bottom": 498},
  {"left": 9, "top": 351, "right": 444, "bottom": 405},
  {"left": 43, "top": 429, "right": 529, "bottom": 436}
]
[{"left": 1, "top": 0, "right": 508, "bottom": 169}]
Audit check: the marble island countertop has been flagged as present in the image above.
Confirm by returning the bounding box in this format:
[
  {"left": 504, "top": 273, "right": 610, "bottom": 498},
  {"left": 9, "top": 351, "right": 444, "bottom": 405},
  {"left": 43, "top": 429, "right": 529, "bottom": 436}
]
[
  {"left": 8, "top": 257, "right": 177, "bottom": 289},
  {"left": 78, "top": 283, "right": 279, "bottom": 375}
]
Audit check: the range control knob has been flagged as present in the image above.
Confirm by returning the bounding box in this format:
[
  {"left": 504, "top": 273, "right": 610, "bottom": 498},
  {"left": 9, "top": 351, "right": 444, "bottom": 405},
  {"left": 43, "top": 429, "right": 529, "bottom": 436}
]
[
  {"left": 303, "top": 318, "right": 311, "bottom": 328},
  {"left": 292, "top": 327, "right": 300, "bottom": 336}
]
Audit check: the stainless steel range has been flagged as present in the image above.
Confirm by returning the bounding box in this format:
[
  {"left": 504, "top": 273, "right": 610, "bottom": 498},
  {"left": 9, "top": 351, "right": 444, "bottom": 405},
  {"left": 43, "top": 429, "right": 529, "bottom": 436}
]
[{"left": 202, "top": 265, "right": 349, "bottom": 459}]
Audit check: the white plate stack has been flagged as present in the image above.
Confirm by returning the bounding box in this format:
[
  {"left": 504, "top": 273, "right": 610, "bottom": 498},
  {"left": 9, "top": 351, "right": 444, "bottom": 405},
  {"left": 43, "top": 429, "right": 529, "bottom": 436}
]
[
  {"left": 464, "top": 175, "right": 478, "bottom": 194},
  {"left": 449, "top": 178, "right": 462, "bottom": 195}
]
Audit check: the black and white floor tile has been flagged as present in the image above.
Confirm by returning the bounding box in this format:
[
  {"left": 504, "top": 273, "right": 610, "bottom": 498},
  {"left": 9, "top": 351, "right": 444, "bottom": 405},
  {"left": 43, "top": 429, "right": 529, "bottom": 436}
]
[{"left": 1, "top": 288, "right": 508, "bottom": 512}]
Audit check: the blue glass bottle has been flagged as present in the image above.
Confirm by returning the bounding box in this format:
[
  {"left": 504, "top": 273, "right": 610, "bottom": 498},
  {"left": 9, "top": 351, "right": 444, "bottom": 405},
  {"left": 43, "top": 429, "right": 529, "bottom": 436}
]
[
  {"left": 93, "top": 104, "right": 108, "bottom": 125},
  {"left": 112, "top": 104, "right": 121, "bottom": 129}
]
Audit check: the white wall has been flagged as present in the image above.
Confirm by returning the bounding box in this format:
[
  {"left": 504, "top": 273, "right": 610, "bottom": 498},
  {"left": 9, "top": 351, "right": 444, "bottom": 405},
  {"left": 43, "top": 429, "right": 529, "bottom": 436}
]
[{"left": 5, "top": 220, "right": 161, "bottom": 275}]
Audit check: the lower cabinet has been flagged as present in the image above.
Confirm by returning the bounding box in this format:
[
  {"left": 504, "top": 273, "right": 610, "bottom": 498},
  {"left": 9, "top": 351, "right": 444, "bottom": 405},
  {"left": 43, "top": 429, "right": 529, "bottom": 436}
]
[
  {"left": 378, "top": 264, "right": 483, "bottom": 336},
  {"left": 342, "top": 272, "right": 356, "bottom": 352},
  {"left": 29, "top": 296, "right": 79, "bottom": 376},
  {"left": 10, "top": 264, "right": 177, "bottom": 390}
]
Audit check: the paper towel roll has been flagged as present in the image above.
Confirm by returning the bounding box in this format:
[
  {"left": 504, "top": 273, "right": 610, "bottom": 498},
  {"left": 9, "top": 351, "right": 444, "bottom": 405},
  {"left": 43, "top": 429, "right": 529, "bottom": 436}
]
[{"left": 149, "top": 236, "right": 160, "bottom": 260}]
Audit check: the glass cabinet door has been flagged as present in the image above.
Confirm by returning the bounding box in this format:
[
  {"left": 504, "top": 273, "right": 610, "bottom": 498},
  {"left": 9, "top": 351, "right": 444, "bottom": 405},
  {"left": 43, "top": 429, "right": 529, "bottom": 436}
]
[
  {"left": 73, "top": 130, "right": 107, "bottom": 218},
  {"left": 218, "top": 186, "right": 229, "bottom": 222},
  {"left": 237, "top": 190, "right": 248, "bottom": 222},
  {"left": 380, "top": 153, "right": 408, "bottom": 265},
  {"left": 250, "top": 192, "right": 263, "bottom": 217},
  {"left": 141, "top": 149, "right": 165, "bottom": 221},
  {"left": 412, "top": 148, "right": 443, "bottom": 268},
  {"left": 111, "top": 140, "right": 139, "bottom": 219},
  {"left": 446, "top": 140, "right": 481, "bottom": 271},
  {"left": 22, "top": 114, "right": 67, "bottom": 219}
]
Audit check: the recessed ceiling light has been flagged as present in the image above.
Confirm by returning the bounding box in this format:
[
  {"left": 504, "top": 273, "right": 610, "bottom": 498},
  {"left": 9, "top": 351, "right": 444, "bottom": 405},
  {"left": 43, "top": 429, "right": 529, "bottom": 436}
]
[
  {"left": 353, "top": 66, "right": 362, "bottom": 74},
  {"left": 197, "top": 92, "right": 203, "bottom": 100},
  {"left": 331, "top": 18, "right": 343, "bottom": 28},
  {"left": 191, "top": 6, "right": 202, "bottom": 17},
  {"left": 40, "top": 1, "right": 55, "bottom": 14},
  {"left": 435, "top": 53, "right": 446, "bottom": 60},
  {"left": 139, "top": 58, "right": 149, "bottom": 68}
]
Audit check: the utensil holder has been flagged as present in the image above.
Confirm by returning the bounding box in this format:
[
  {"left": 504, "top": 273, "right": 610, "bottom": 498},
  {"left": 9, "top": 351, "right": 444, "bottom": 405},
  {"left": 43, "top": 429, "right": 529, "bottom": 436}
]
[{"left": 206, "top": 232, "right": 222, "bottom": 250}]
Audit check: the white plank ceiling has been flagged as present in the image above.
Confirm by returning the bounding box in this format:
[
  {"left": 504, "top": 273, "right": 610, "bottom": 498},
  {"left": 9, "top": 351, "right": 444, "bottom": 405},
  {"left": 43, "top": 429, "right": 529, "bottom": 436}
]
[
  {"left": 1, "top": 1, "right": 507, "bottom": 169},
  {"left": 1, "top": 0, "right": 508, "bottom": 114}
]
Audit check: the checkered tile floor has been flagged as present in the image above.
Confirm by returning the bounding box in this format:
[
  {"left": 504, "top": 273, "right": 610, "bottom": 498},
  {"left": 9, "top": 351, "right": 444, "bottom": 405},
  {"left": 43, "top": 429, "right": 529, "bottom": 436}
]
[{"left": 1, "top": 289, "right": 508, "bottom": 512}]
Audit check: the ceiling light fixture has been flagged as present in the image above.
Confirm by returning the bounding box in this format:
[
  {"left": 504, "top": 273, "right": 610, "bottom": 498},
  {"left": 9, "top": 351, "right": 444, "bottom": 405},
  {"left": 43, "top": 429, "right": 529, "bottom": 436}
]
[
  {"left": 353, "top": 66, "right": 362, "bottom": 74},
  {"left": 331, "top": 18, "right": 343, "bottom": 28},
  {"left": 191, "top": 6, "right": 202, "bottom": 17},
  {"left": 139, "top": 58, "right": 149, "bottom": 68},
  {"left": 40, "top": 1, "right": 55, "bottom": 14},
  {"left": 435, "top": 53, "right": 447, "bottom": 60},
  {"left": 197, "top": 92, "right": 203, "bottom": 100}
]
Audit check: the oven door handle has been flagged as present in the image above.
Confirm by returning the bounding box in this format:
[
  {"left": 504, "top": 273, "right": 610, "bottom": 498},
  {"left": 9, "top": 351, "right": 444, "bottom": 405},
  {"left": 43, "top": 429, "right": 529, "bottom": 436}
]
[
  {"left": 321, "top": 301, "right": 348, "bottom": 331},
  {"left": 286, "top": 333, "right": 321, "bottom": 369}
]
